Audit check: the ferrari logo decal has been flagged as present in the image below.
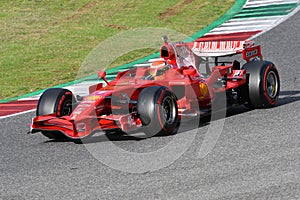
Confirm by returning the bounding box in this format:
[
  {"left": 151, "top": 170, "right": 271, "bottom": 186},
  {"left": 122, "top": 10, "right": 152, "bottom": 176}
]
[{"left": 199, "top": 82, "right": 208, "bottom": 99}]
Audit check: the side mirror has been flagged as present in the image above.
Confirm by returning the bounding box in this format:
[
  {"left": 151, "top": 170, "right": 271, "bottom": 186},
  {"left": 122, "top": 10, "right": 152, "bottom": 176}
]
[
  {"left": 97, "top": 70, "right": 110, "bottom": 85},
  {"left": 98, "top": 70, "right": 106, "bottom": 79}
]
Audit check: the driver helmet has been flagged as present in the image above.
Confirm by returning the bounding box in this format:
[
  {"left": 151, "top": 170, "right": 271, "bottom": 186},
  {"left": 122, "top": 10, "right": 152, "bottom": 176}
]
[{"left": 149, "top": 61, "right": 167, "bottom": 77}]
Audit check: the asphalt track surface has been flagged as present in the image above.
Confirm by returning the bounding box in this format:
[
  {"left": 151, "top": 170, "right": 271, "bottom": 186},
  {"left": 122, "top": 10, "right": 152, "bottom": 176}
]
[{"left": 1, "top": 12, "right": 300, "bottom": 200}]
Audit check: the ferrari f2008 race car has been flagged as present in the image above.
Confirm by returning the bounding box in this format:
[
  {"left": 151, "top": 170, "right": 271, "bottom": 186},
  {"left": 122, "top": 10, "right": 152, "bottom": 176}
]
[{"left": 30, "top": 36, "right": 280, "bottom": 140}]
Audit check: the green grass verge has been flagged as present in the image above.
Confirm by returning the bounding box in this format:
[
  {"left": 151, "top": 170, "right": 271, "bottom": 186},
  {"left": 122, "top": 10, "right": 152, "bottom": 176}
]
[{"left": 0, "top": 0, "right": 235, "bottom": 100}]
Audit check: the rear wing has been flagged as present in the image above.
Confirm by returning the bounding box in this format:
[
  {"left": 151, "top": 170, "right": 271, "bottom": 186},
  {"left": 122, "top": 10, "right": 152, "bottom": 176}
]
[
  {"left": 160, "top": 39, "right": 264, "bottom": 67},
  {"left": 186, "top": 40, "right": 263, "bottom": 61}
]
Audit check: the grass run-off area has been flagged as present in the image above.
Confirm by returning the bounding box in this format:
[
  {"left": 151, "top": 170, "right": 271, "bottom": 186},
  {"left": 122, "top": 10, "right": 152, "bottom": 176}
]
[{"left": 0, "top": 0, "right": 234, "bottom": 100}]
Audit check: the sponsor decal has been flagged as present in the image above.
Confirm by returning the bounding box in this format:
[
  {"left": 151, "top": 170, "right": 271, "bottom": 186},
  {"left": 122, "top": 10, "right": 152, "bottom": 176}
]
[
  {"left": 127, "top": 115, "right": 136, "bottom": 127},
  {"left": 95, "top": 91, "right": 111, "bottom": 95},
  {"left": 85, "top": 95, "right": 102, "bottom": 101},
  {"left": 191, "top": 41, "right": 244, "bottom": 53},
  {"left": 199, "top": 82, "right": 208, "bottom": 99},
  {"left": 245, "top": 49, "right": 258, "bottom": 58},
  {"left": 233, "top": 70, "right": 242, "bottom": 77}
]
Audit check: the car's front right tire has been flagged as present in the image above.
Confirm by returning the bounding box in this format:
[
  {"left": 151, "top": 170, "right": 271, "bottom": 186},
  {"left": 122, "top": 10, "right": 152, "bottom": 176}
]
[{"left": 37, "top": 88, "right": 76, "bottom": 139}]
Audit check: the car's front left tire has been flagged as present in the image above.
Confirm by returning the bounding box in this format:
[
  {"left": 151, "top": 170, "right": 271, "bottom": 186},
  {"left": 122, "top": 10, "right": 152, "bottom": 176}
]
[{"left": 137, "top": 86, "right": 179, "bottom": 137}]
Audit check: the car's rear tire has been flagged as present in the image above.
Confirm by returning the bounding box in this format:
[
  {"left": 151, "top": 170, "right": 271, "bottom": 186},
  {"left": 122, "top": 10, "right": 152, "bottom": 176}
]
[
  {"left": 37, "top": 88, "right": 76, "bottom": 139},
  {"left": 242, "top": 61, "right": 280, "bottom": 108},
  {"left": 137, "top": 86, "right": 179, "bottom": 137}
]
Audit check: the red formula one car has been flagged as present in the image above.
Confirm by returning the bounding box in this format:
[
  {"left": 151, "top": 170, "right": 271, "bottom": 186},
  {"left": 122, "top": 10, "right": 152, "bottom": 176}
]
[{"left": 30, "top": 36, "right": 280, "bottom": 140}]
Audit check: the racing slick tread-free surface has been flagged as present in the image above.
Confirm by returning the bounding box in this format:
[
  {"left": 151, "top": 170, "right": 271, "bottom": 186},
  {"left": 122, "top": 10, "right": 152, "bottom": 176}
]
[
  {"left": 242, "top": 60, "right": 280, "bottom": 108},
  {"left": 137, "top": 86, "right": 179, "bottom": 137},
  {"left": 36, "top": 88, "right": 75, "bottom": 139}
]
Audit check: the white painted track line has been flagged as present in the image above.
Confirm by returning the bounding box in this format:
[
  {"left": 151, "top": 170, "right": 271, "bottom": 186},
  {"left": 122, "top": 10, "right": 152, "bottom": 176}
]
[{"left": 0, "top": 109, "right": 36, "bottom": 120}]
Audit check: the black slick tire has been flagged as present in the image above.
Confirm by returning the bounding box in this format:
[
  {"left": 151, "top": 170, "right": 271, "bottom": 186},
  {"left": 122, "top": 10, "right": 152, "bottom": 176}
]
[
  {"left": 137, "top": 86, "right": 179, "bottom": 137},
  {"left": 36, "top": 88, "right": 76, "bottom": 139},
  {"left": 242, "top": 61, "right": 280, "bottom": 108}
]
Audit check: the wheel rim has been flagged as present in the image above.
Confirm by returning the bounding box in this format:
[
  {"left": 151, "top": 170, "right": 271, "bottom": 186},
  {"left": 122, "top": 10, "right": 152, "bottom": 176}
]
[
  {"left": 161, "top": 96, "right": 176, "bottom": 125},
  {"left": 266, "top": 71, "right": 278, "bottom": 99},
  {"left": 60, "top": 98, "right": 73, "bottom": 116}
]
